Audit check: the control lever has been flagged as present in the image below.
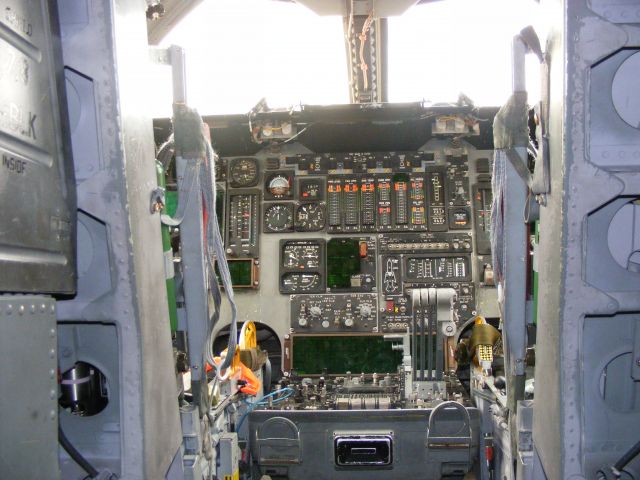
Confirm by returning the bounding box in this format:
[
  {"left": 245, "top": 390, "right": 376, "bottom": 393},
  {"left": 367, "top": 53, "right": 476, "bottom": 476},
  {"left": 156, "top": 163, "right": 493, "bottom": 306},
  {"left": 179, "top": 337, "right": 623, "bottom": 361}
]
[
  {"left": 410, "top": 289, "right": 423, "bottom": 381},
  {"left": 409, "top": 288, "right": 457, "bottom": 382},
  {"left": 435, "top": 288, "right": 457, "bottom": 338}
]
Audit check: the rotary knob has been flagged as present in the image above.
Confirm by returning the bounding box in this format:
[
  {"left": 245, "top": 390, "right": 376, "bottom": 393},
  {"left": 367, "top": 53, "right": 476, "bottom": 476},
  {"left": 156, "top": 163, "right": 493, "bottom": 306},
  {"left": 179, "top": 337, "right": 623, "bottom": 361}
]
[
  {"left": 321, "top": 320, "right": 330, "bottom": 329},
  {"left": 359, "top": 305, "right": 372, "bottom": 317},
  {"left": 309, "top": 306, "right": 322, "bottom": 317},
  {"left": 298, "top": 317, "right": 308, "bottom": 327},
  {"left": 344, "top": 317, "right": 354, "bottom": 328}
]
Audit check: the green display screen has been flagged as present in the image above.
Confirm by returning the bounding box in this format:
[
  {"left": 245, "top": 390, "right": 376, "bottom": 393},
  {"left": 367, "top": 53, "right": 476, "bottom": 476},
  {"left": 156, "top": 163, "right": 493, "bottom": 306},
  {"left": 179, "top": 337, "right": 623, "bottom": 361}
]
[
  {"left": 216, "top": 259, "right": 252, "bottom": 287},
  {"left": 327, "top": 238, "right": 360, "bottom": 289},
  {"left": 392, "top": 172, "right": 410, "bottom": 183},
  {"left": 292, "top": 336, "right": 402, "bottom": 375}
]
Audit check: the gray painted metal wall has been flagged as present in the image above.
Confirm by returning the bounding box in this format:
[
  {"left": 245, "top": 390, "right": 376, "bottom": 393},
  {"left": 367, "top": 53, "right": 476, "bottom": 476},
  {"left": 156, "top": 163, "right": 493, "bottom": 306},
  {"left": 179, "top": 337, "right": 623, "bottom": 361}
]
[
  {"left": 534, "top": 1, "right": 640, "bottom": 478},
  {"left": 56, "top": 0, "right": 182, "bottom": 477}
]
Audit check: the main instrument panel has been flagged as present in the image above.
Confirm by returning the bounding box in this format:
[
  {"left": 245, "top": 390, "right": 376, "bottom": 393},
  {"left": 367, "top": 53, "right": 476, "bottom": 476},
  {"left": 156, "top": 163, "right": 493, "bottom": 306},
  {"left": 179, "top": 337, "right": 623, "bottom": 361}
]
[
  {"left": 188, "top": 105, "right": 501, "bottom": 480},
  {"left": 216, "top": 142, "right": 497, "bottom": 350}
]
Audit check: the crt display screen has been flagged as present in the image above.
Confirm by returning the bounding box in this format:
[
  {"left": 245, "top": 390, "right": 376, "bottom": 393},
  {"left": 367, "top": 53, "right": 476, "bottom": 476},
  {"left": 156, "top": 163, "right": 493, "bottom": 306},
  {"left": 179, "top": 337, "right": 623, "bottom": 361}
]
[
  {"left": 326, "top": 238, "right": 360, "bottom": 289},
  {"left": 216, "top": 259, "right": 253, "bottom": 288},
  {"left": 291, "top": 335, "right": 402, "bottom": 375}
]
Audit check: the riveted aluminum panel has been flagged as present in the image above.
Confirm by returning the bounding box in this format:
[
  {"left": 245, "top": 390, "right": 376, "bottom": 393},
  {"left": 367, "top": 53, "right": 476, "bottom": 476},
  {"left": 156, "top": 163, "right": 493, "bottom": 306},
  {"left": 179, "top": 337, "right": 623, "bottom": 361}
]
[{"left": 0, "top": 295, "right": 59, "bottom": 479}]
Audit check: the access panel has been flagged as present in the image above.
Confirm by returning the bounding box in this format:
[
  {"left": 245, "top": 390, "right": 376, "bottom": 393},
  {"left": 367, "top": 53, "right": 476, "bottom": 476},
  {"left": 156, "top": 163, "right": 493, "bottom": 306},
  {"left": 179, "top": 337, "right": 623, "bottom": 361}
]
[{"left": 0, "top": 0, "right": 76, "bottom": 293}]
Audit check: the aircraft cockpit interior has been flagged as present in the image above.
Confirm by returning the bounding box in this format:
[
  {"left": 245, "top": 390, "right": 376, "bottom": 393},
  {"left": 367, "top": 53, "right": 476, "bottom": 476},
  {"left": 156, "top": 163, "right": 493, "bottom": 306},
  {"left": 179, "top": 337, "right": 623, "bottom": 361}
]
[{"left": 2, "top": 1, "right": 640, "bottom": 479}]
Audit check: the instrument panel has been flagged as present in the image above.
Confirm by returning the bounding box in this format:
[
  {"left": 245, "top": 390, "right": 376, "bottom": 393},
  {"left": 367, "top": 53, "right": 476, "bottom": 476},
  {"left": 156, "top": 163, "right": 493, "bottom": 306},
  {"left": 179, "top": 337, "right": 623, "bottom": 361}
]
[{"left": 220, "top": 146, "right": 495, "bottom": 339}]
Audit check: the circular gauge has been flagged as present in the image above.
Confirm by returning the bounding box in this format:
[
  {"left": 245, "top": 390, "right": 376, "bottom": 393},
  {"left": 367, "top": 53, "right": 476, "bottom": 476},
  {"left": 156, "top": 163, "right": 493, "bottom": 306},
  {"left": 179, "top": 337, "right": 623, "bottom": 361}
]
[
  {"left": 282, "top": 246, "right": 299, "bottom": 268},
  {"left": 281, "top": 272, "right": 321, "bottom": 293},
  {"left": 229, "top": 158, "right": 259, "bottom": 187},
  {"left": 264, "top": 203, "right": 293, "bottom": 233},
  {"left": 266, "top": 172, "right": 292, "bottom": 198},
  {"left": 282, "top": 242, "right": 321, "bottom": 269},
  {"left": 295, "top": 203, "right": 325, "bottom": 232}
]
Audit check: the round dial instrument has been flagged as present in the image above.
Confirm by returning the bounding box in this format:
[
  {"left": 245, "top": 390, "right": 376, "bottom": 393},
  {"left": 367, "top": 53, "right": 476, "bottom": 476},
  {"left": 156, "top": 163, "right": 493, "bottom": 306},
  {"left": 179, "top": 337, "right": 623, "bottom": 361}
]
[
  {"left": 281, "top": 272, "right": 321, "bottom": 293},
  {"left": 228, "top": 158, "right": 259, "bottom": 187},
  {"left": 295, "top": 202, "right": 325, "bottom": 232},
  {"left": 263, "top": 203, "right": 293, "bottom": 233},
  {"left": 282, "top": 242, "right": 321, "bottom": 269},
  {"left": 266, "top": 172, "right": 292, "bottom": 198}
]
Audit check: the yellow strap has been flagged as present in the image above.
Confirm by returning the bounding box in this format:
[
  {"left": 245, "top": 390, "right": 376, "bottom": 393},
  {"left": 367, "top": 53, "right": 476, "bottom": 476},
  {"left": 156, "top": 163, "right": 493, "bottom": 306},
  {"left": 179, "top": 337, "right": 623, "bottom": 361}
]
[{"left": 240, "top": 321, "right": 257, "bottom": 349}]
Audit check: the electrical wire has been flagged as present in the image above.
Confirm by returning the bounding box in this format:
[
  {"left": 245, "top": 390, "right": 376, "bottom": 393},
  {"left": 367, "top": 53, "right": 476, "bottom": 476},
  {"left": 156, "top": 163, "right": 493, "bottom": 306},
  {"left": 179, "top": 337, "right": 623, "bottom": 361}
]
[
  {"left": 207, "top": 376, "right": 220, "bottom": 411},
  {"left": 156, "top": 134, "right": 175, "bottom": 173},
  {"left": 159, "top": 115, "right": 239, "bottom": 416},
  {"left": 210, "top": 389, "right": 242, "bottom": 421},
  {"left": 160, "top": 158, "right": 200, "bottom": 227},
  {"left": 611, "top": 439, "right": 640, "bottom": 478},
  {"left": 236, "top": 388, "right": 295, "bottom": 432},
  {"left": 358, "top": 11, "right": 374, "bottom": 92},
  {"left": 346, "top": 0, "right": 354, "bottom": 44},
  {"left": 282, "top": 124, "right": 311, "bottom": 144},
  {"left": 263, "top": 357, "right": 272, "bottom": 394},
  {"left": 59, "top": 425, "right": 99, "bottom": 479},
  {"left": 202, "top": 140, "right": 238, "bottom": 378}
]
